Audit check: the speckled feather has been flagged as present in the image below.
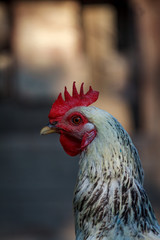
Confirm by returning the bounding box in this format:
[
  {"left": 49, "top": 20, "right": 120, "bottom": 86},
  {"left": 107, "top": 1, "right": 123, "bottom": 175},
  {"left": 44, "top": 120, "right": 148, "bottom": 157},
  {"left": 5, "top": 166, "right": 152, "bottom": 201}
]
[{"left": 72, "top": 106, "right": 160, "bottom": 240}]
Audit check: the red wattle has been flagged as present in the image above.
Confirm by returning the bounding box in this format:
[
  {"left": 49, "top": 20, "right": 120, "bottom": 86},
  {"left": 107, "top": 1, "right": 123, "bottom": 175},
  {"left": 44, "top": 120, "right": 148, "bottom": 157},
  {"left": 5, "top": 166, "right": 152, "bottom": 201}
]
[
  {"left": 60, "top": 134, "right": 81, "bottom": 156},
  {"left": 59, "top": 129, "right": 97, "bottom": 156},
  {"left": 81, "top": 129, "right": 97, "bottom": 150}
]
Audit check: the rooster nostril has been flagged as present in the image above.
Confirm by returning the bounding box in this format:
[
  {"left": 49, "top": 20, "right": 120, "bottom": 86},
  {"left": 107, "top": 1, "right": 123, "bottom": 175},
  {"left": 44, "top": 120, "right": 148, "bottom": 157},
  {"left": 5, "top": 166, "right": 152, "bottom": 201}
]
[{"left": 48, "top": 121, "right": 58, "bottom": 128}]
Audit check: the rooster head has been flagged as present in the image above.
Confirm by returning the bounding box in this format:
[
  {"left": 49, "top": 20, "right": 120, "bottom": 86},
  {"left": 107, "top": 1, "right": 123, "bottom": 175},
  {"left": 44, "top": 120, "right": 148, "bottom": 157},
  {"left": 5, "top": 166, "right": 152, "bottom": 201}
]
[{"left": 40, "top": 82, "right": 99, "bottom": 156}]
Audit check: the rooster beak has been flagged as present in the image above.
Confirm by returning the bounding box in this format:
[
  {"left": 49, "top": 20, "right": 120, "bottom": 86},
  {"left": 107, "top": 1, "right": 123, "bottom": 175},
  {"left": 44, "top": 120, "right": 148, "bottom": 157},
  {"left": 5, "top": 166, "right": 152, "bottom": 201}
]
[{"left": 40, "top": 122, "right": 58, "bottom": 135}]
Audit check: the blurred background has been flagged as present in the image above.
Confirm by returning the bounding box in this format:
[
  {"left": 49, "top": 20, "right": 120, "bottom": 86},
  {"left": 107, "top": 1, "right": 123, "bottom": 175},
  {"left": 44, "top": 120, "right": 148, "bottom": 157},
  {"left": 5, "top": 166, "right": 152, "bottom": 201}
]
[{"left": 0, "top": 0, "right": 160, "bottom": 239}]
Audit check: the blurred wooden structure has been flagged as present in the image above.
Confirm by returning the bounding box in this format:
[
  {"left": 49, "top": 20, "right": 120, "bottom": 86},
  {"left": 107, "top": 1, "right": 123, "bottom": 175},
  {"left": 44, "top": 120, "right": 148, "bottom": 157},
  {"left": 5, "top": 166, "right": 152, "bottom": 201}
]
[
  {"left": 0, "top": 1, "right": 133, "bottom": 133},
  {"left": 82, "top": 4, "right": 133, "bottom": 132},
  {"left": 12, "top": 1, "right": 87, "bottom": 98},
  {"left": 131, "top": 0, "right": 160, "bottom": 136},
  {"left": 0, "top": 1, "right": 159, "bottom": 135}
]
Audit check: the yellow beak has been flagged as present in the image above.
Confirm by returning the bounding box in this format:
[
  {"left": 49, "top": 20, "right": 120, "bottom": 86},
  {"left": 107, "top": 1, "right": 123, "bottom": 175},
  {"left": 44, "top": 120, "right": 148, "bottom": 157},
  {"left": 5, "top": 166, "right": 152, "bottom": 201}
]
[{"left": 40, "top": 125, "right": 58, "bottom": 135}]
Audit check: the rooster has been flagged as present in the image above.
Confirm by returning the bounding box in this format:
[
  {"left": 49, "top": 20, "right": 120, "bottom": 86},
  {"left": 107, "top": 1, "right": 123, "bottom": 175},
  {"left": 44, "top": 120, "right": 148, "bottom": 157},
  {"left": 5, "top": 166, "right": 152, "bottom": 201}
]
[{"left": 40, "top": 82, "right": 160, "bottom": 240}]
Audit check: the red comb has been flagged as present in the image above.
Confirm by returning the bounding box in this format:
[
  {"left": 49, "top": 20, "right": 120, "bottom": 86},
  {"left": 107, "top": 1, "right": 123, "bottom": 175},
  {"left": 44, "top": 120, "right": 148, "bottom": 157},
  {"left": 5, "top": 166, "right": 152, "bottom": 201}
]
[{"left": 48, "top": 82, "right": 99, "bottom": 120}]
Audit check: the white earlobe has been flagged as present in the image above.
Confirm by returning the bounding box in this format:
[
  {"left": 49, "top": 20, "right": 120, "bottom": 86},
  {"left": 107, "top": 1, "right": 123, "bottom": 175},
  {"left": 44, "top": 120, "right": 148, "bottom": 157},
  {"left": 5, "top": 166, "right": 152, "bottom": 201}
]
[{"left": 84, "top": 123, "right": 95, "bottom": 131}]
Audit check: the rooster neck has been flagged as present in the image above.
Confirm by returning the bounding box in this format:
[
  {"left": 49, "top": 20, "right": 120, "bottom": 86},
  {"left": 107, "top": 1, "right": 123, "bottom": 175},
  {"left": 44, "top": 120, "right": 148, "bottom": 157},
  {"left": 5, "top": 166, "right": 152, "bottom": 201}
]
[
  {"left": 72, "top": 107, "right": 160, "bottom": 239},
  {"left": 73, "top": 139, "right": 160, "bottom": 239},
  {"left": 78, "top": 131, "right": 144, "bottom": 183}
]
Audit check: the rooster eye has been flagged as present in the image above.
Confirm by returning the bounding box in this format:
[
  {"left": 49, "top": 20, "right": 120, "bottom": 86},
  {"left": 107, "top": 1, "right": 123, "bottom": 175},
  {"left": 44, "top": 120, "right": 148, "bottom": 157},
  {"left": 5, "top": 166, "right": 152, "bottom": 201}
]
[{"left": 72, "top": 116, "right": 82, "bottom": 125}]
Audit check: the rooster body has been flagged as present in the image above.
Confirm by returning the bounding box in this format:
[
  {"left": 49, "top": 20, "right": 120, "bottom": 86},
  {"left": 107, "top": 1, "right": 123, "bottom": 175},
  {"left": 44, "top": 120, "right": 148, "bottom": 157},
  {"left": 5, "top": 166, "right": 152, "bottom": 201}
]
[
  {"left": 73, "top": 107, "right": 160, "bottom": 240},
  {"left": 41, "top": 83, "right": 160, "bottom": 240}
]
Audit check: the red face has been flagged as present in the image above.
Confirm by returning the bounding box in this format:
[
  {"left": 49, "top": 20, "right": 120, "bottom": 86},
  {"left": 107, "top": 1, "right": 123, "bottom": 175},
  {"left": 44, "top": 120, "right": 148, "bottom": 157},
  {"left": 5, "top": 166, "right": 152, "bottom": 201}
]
[{"left": 49, "top": 111, "right": 97, "bottom": 156}]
